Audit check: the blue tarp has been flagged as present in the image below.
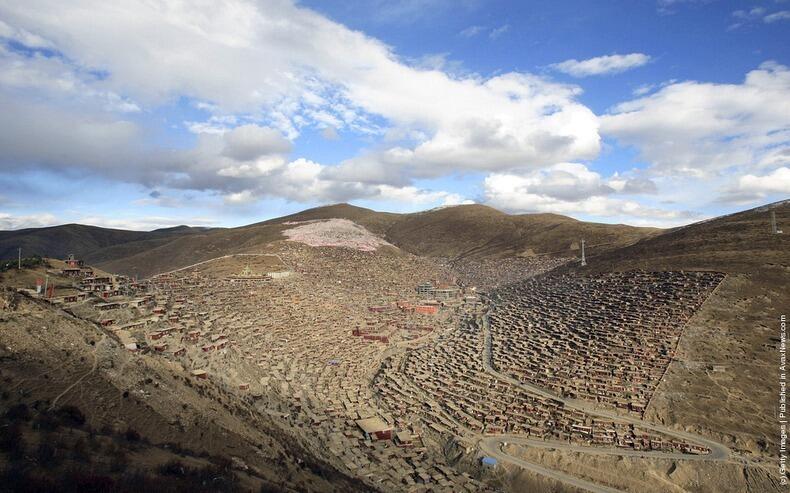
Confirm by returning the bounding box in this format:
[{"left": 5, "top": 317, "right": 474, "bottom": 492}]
[{"left": 481, "top": 457, "right": 497, "bottom": 466}]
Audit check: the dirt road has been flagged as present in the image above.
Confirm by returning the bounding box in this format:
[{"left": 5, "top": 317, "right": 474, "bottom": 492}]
[{"left": 473, "top": 304, "right": 740, "bottom": 492}]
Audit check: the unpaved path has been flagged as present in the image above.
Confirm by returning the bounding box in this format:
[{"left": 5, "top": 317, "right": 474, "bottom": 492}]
[
  {"left": 473, "top": 302, "right": 748, "bottom": 492},
  {"left": 49, "top": 334, "right": 106, "bottom": 410}
]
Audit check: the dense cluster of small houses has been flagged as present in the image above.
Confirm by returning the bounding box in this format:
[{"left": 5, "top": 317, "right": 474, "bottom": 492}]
[
  {"left": 371, "top": 270, "right": 724, "bottom": 458},
  {"left": 374, "top": 312, "right": 711, "bottom": 456},
  {"left": 19, "top": 248, "right": 723, "bottom": 490},
  {"left": 489, "top": 271, "right": 725, "bottom": 413},
  {"left": 39, "top": 246, "right": 490, "bottom": 491}
]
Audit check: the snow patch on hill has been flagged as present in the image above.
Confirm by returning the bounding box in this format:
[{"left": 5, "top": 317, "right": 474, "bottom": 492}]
[{"left": 282, "top": 218, "right": 394, "bottom": 252}]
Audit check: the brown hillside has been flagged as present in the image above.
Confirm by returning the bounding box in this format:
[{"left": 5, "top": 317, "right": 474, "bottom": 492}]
[
  {"left": 96, "top": 204, "right": 658, "bottom": 277},
  {"left": 0, "top": 224, "right": 214, "bottom": 264},
  {"left": 256, "top": 203, "right": 400, "bottom": 236},
  {"left": 0, "top": 203, "right": 662, "bottom": 278},
  {"left": 565, "top": 199, "right": 790, "bottom": 275},
  {"left": 551, "top": 200, "right": 790, "bottom": 462},
  {"left": 0, "top": 290, "right": 370, "bottom": 492},
  {"left": 383, "top": 204, "right": 657, "bottom": 259}
]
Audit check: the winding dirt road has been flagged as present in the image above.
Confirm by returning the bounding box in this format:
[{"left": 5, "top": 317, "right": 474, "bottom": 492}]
[{"left": 472, "top": 304, "right": 741, "bottom": 492}]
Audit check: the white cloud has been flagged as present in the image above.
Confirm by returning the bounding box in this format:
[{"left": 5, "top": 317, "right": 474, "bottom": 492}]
[
  {"left": 459, "top": 25, "right": 485, "bottom": 37},
  {"left": 738, "top": 167, "right": 790, "bottom": 194},
  {"left": 489, "top": 24, "right": 510, "bottom": 39},
  {"left": 0, "top": 212, "right": 58, "bottom": 230},
  {"left": 656, "top": 0, "right": 711, "bottom": 16},
  {"left": 720, "top": 167, "right": 790, "bottom": 204},
  {"left": 459, "top": 24, "right": 510, "bottom": 40},
  {"left": 375, "top": 185, "right": 463, "bottom": 205},
  {"left": 441, "top": 194, "right": 474, "bottom": 206},
  {"left": 632, "top": 83, "right": 655, "bottom": 96},
  {"left": 481, "top": 163, "right": 693, "bottom": 227},
  {"left": 764, "top": 11, "right": 790, "bottom": 23},
  {"left": 320, "top": 126, "right": 339, "bottom": 140},
  {"left": 220, "top": 124, "right": 291, "bottom": 161},
  {"left": 601, "top": 62, "right": 790, "bottom": 177},
  {"left": 0, "top": 19, "right": 53, "bottom": 48},
  {"left": 0, "top": 0, "right": 600, "bottom": 184},
  {"left": 74, "top": 215, "right": 217, "bottom": 231},
  {"left": 733, "top": 7, "right": 767, "bottom": 21},
  {"left": 607, "top": 173, "right": 658, "bottom": 194},
  {"left": 550, "top": 53, "right": 651, "bottom": 77},
  {"left": 729, "top": 8, "right": 790, "bottom": 30},
  {"left": 4, "top": 0, "right": 769, "bottom": 224},
  {"left": 0, "top": 45, "right": 140, "bottom": 113},
  {"left": 223, "top": 190, "right": 256, "bottom": 205},
  {"left": 490, "top": 162, "right": 616, "bottom": 201}
]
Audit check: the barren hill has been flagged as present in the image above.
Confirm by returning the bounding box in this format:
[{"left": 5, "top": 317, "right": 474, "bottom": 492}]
[
  {"left": 0, "top": 288, "right": 371, "bottom": 492},
  {"left": 0, "top": 204, "right": 659, "bottom": 278},
  {"left": 120, "top": 206, "right": 658, "bottom": 277},
  {"left": 11, "top": 201, "right": 787, "bottom": 279},
  {"left": 383, "top": 204, "right": 656, "bottom": 258},
  {"left": 0, "top": 224, "right": 214, "bottom": 265},
  {"left": 564, "top": 199, "right": 789, "bottom": 275},
  {"left": 549, "top": 199, "right": 789, "bottom": 472}
]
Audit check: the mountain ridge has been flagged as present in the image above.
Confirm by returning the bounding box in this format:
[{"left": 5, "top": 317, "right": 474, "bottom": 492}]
[{"left": 3, "top": 200, "right": 785, "bottom": 278}]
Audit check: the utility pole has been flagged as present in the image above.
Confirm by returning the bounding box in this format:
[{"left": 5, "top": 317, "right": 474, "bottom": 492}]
[
  {"left": 580, "top": 239, "right": 587, "bottom": 267},
  {"left": 18, "top": 247, "right": 21, "bottom": 270},
  {"left": 43, "top": 275, "right": 48, "bottom": 298},
  {"left": 772, "top": 210, "right": 783, "bottom": 234}
]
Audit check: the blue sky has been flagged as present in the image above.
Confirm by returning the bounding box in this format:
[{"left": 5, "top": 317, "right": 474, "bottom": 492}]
[{"left": 0, "top": 0, "right": 788, "bottom": 230}]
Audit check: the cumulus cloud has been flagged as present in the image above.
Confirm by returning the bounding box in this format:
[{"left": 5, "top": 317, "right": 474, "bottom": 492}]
[
  {"left": 481, "top": 163, "right": 693, "bottom": 226},
  {"left": 607, "top": 173, "right": 659, "bottom": 194},
  {"left": 736, "top": 167, "right": 790, "bottom": 194},
  {"left": 550, "top": 53, "right": 651, "bottom": 77},
  {"left": 223, "top": 190, "right": 257, "bottom": 206},
  {"left": 483, "top": 173, "right": 695, "bottom": 227},
  {"left": 220, "top": 124, "right": 291, "bottom": 162},
  {"left": 0, "top": 95, "right": 142, "bottom": 176},
  {"left": 719, "top": 167, "right": 790, "bottom": 204},
  {"left": 215, "top": 157, "right": 472, "bottom": 207},
  {"left": 489, "top": 163, "right": 616, "bottom": 201},
  {"left": 1, "top": 0, "right": 776, "bottom": 227},
  {"left": 601, "top": 62, "right": 790, "bottom": 177},
  {"left": 0, "top": 0, "right": 600, "bottom": 184}
]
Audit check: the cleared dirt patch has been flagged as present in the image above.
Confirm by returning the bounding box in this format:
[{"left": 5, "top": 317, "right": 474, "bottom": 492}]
[{"left": 282, "top": 219, "right": 395, "bottom": 252}]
